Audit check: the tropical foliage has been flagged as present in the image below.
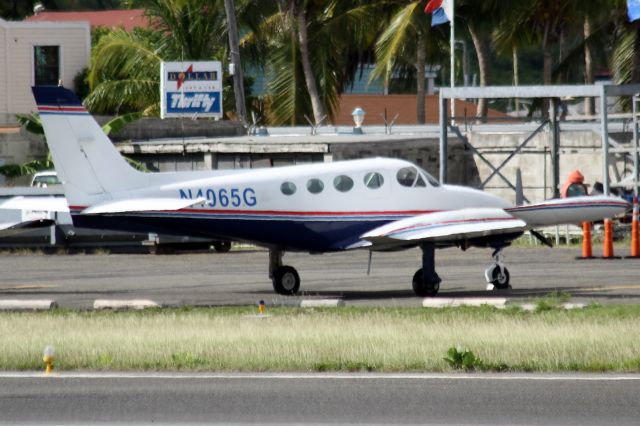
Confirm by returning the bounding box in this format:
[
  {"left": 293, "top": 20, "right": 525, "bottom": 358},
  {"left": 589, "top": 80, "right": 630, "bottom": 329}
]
[{"left": 23, "top": 0, "right": 640, "bottom": 124}]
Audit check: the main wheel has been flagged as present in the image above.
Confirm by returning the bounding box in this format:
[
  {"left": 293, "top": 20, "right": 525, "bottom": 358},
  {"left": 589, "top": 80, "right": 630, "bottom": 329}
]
[
  {"left": 412, "top": 268, "right": 440, "bottom": 297},
  {"left": 213, "top": 241, "right": 231, "bottom": 253},
  {"left": 272, "top": 266, "right": 300, "bottom": 295},
  {"left": 489, "top": 266, "right": 510, "bottom": 289}
]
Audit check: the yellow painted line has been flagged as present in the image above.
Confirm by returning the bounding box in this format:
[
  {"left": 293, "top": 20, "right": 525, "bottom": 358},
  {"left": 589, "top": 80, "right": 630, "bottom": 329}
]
[
  {"left": 1, "top": 284, "right": 57, "bottom": 290},
  {"left": 576, "top": 284, "right": 640, "bottom": 292}
]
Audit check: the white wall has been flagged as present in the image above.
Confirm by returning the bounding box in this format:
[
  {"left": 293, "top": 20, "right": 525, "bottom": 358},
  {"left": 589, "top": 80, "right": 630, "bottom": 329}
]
[{"left": 0, "top": 18, "right": 90, "bottom": 115}]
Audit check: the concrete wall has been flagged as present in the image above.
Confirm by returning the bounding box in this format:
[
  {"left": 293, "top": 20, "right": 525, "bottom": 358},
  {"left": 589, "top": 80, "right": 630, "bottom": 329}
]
[
  {"left": 0, "top": 18, "right": 90, "bottom": 115},
  {"left": 104, "top": 116, "right": 246, "bottom": 142}
]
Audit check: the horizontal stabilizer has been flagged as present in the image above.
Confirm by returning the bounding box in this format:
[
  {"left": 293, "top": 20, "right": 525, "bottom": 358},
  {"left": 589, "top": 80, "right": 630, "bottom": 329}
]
[
  {"left": 361, "top": 208, "right": 526, "bottom": 248},
  {"left": 0, "top": 196, "right": 69, "bottom": 212},
  {"left": 82, "top": 197, "right": 206, "bottom": 214},
  {"left": 507, "top": 195, "right": 629, "bottom": 227}
]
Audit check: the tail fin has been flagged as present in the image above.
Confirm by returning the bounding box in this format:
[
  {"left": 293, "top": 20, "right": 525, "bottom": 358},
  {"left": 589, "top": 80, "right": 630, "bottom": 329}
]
[{"left": 32, "top": 86, "right": 146, "bottom": 207}]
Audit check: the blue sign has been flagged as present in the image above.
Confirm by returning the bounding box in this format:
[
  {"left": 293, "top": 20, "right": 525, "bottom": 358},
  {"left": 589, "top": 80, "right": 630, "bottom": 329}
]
[{"left": 166, "top": 91, "right": 221, "bottom": 115}]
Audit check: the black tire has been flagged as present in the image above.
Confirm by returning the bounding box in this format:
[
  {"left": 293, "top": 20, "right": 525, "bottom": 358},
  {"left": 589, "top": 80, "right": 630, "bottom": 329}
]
[
  {"left": 490, "top": 266, "right": 510, "bottom": 289},
  {"left": 272, "top": 266, "right": 300, "bottom": 295},
  {"left": 213, "top": 241, "right": 232, "bottom": 253},
  {"left": 412, "top": 268, "right": 440, "bottom": 297}
]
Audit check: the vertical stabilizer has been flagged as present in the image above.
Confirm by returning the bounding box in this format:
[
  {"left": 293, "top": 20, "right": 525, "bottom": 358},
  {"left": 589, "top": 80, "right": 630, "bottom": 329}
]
[{"left": 32, "top": 86, "right": 146, "bottom": 207}]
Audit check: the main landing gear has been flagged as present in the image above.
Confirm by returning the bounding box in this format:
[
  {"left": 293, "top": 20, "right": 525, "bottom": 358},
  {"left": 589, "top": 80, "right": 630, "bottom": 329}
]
[
  {"left": 484, "top": 248, "right": 511, "bottom": 289},
  {"left": 269, "top": 249, "right": 300, "bottom": 295},
  {"left": 411, "top": 244, "right": 511, "bottom": 297},
  {"left": 412, "top": 243, "right": 441, "bottom": 297}
]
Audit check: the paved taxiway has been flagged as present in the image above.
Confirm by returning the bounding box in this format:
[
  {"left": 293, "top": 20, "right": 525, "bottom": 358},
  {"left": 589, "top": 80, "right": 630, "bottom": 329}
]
[
  {"left": 0, "top": 246, "right": 639, "bottom": 308},
  {"left": 1, "top": 373, "right": 639, "bottom": 424}
]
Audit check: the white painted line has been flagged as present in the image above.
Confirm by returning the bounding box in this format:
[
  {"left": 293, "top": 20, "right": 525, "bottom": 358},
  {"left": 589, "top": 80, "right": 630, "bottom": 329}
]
[
  {"left": 93, "top": 299, "right": 160, "bottom": 310},
  {"left": 0, "top": 299, "right": 56, "bottom": 310},
  {"left": 422, "top": 298, "right": 507, "bottom": 308},
  {"left": 520, "top": 303, "right": 537, "bottom": 311},
  {"left": 1, "top": 372, "right": 640, "bottom": 381},
  {"left": 300, "top": 299, "right": 344, "bottom": 308},
  {"left": 562, "top": 303, "right": 586, "bottom": 310}
]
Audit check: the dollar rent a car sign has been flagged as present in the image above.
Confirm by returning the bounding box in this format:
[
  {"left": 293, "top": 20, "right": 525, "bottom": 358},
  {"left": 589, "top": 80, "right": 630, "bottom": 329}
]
[{"left": 160, "top": 61, "right": 222, "bottom": 119}]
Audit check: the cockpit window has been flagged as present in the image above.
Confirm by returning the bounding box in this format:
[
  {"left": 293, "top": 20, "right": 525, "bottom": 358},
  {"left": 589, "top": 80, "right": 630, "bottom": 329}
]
[
  {"left": 306, "top": 178, "right": 324, "bottom": 194},
  {"left": 333, "top": 175, "right": 354, "bottom": 192},
  {"left": 424, "top": 172, "right": 440, "bottom": 187},
  {"left": 397, "top": 167, "right": 418, "bottom": 187},
  {"left": 364, "top": 172, "right": 384, "bottom": 189},
  {"left": 415, "top": 174, "right": 426, "bottom": 187}
]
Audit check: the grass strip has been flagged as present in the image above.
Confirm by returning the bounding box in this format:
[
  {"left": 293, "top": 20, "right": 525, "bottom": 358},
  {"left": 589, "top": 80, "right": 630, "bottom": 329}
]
[{"left": 1, "top": 304, "right": 640, "bottom": 372}]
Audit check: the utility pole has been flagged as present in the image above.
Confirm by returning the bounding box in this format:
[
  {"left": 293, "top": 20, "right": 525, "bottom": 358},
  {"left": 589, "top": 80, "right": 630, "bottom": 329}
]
[{"left": 224, "top": 0, "right": 247, "bottom": 126}]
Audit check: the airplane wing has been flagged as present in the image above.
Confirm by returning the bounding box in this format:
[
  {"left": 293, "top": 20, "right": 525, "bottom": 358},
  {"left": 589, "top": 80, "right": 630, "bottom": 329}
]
[
  {"left": 0, "top": 219, "right": 56, "bottom": 231},
  {"left": 360, "top": 208, "right": 526, "bottom": 250},
  {"left": 506, "top": 195, "right": 629, "bottom": 227},
  {"left": 0, "top": 196, "right": 69, "bottom": 212},
  {"left": 81, "top": 197, "right": 206, "bottom": 214},
  {"left": 359, "top": 195, "right": 628, "bottom": 251}
]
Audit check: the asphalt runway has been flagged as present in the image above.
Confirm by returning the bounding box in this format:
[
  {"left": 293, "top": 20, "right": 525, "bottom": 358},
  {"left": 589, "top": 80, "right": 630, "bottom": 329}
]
[
  {"left": 1, "top": 372, "right": 639, "bottom": 425},
  {"left": 0, "top": 246, "right": 639, "bottom": 308}
]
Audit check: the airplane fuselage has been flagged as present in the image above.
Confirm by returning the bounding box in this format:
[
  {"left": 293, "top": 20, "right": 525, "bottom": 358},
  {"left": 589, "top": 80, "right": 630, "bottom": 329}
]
[{"left": 70, "top": 158, "right": 511, "bottom": 252}]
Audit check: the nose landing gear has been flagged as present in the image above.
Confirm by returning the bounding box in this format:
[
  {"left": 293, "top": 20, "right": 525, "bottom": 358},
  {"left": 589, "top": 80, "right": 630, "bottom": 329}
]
[{"left": 485, "top": 248, "right": 511, "bottom": 290}]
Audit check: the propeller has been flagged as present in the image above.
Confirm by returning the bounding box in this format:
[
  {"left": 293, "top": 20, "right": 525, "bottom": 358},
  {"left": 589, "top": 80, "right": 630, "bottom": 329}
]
[{"left": 529, "top": 229, "right": 553, "bottom": 247}]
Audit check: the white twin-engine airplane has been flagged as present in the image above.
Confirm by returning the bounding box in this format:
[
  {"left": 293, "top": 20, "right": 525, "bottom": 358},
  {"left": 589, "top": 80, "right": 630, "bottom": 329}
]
[{"left": 32, "top": 86, "right": 628, "bottom": 296}]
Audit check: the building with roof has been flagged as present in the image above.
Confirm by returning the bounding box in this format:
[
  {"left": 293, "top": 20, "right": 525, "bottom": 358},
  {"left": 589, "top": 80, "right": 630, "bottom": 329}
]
[
  {"left": 0, "top": 17, "right": 90, "bottom": 118},
  {"left": 25, "top": 9, "right": 148, "bottom": 30}
]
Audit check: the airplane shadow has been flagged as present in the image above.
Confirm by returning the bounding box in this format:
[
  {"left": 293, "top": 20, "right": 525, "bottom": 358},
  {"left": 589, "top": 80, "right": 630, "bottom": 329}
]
[{"left": 247, "top": 285, "right": 640, "bottom": 302}]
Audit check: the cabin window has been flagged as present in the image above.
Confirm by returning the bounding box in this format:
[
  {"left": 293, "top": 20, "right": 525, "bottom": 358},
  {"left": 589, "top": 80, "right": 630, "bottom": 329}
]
[
  {"left": 333, "top": 175, "right": 354, "bottom": 192},
  {"left": 281, "top": 181, "right": 296, "bottom": 195},
  {"left": 34, "top": 46, "right": 60, "bottom": 86},
  {"left": 306, "top": 178, "right": 324, "bottom": 194},
  {"left": 397, "top": 167, "right": 418, "bottom": 187},
  {"left": 363, "top": 172, "right": 384, "bottom": 189}
]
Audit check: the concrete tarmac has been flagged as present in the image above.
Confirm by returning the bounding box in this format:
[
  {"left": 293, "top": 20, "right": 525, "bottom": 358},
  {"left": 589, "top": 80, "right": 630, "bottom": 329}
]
[
  {"left": 1, "top": 372, "right": 639, "bottom": 425},
  {"left": 0, "top": 246, "right": 639, "bottom": 308}
]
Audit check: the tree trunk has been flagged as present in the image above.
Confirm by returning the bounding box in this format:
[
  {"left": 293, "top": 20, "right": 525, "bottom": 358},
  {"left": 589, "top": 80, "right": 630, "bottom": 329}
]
[
  {"left": 224, "top": 0, "right": 247, "bottom": 126},
  {"left": 583, "top": 16, "right": 595, "bottom": 116},
  {"left": 467, "top": 22, "right": 488, "bottom": 121},
  {"left": 296, "top": 8, "right": 326, "bottom": 125},
  {"left": 542, "top": 24, "right": 552, "bottom": 118},
  {"left": 416, "top": 31, "right": 426, "bottom": 124}
]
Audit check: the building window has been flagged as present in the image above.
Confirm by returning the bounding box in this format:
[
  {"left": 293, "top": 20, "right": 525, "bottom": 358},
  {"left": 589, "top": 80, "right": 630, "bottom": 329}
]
[{"left": 34, "top": 46, "right": 60, "bottom": 86}]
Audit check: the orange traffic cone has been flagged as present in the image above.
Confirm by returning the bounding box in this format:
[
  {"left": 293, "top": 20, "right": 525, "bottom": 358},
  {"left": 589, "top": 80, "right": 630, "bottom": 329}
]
[
  {"left": 580, "top": 221, "right": 593, "bottom": 259},
  {"left": 631, "top": 196, "right": 639, "bottom": 258},
  {"left": 602, "top": 219, "right": 615, "bottom": 258}
]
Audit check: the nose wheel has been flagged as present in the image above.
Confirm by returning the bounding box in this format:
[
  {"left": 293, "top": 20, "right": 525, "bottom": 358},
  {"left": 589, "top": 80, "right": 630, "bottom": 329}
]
[{"left": 485, "top": 249, "right": 511, "bottom": 290}]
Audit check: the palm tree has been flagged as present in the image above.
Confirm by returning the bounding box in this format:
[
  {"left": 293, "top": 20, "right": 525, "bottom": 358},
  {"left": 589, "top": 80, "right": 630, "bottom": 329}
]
[
  {"left": 86, "top": 0, "right": 234, "bottom": 115},
  {"left": 259, "top": 0, "right": 379, "bottom": 125},
  {"left": 372, "top": 1, "right": 446, "bottom": 124}
]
